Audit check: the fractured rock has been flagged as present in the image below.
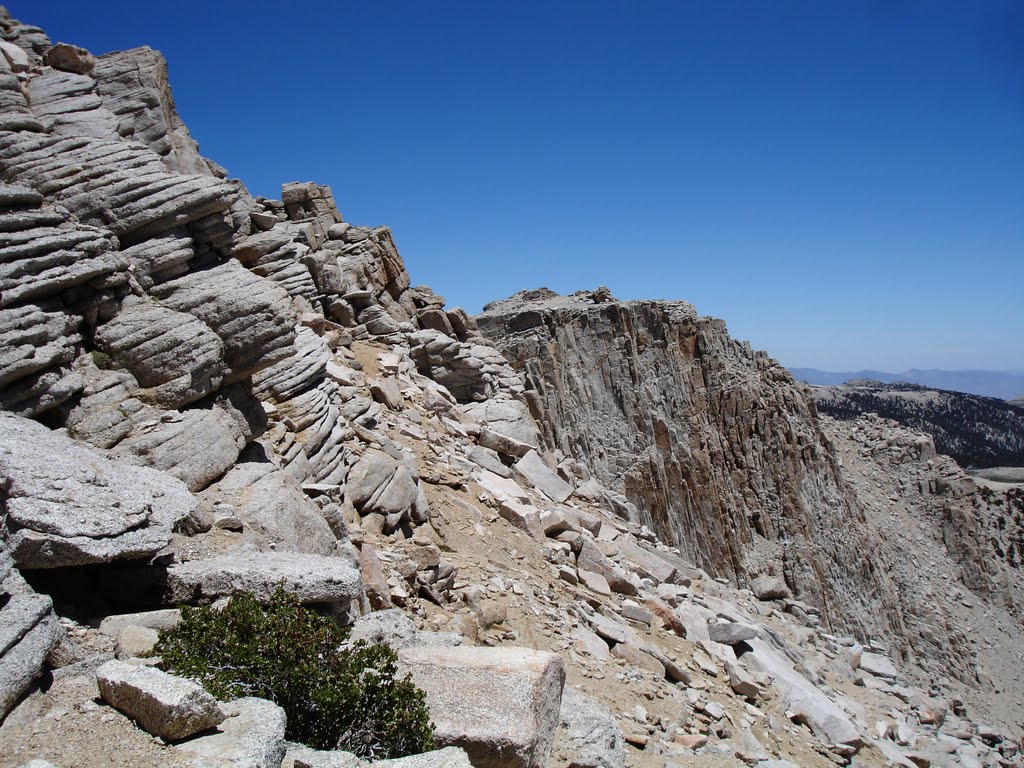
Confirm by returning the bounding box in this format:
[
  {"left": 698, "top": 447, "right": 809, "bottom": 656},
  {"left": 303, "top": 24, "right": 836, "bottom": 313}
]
[
  {"left": 96, "top": 659, "right": 225, "bottom": 741},
  {"left": 557, "top": 686, "right": 625, "bottom": 768},
  {"left": 513, "top": 450, "right": 572, "bottom": 503},
  {"left": 166, "top": 552, "right": 365, "bottom": 622},
  {"left": 0, "top": 592, "right": 63, "bottom": 718}
]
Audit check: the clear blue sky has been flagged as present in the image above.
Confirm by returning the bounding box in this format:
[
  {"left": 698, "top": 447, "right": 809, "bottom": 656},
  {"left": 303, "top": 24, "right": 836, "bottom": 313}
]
[{"left": 14, "top": 1, "right": 1024, "bottom": 371}]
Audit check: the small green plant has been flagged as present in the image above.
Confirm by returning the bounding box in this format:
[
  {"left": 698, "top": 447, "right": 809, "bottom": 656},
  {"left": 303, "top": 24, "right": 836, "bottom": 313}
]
[
  {"left": 89, "top": 350, "right": 112, "bottom": 370},
  {"left": 156, "top": 588, "right": 434, "bottom": 759}
]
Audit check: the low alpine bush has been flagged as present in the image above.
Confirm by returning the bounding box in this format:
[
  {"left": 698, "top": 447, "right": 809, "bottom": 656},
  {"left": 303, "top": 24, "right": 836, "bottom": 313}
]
[{"left": 156, "top": 587, "right": 434, "bottom": 759}]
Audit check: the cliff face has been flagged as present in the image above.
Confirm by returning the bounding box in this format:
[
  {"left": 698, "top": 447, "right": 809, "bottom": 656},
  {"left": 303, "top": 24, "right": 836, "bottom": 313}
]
[
  {"left": 477, "top": 288, "right": 1024, "bottom": 696},
  {"left": 476, "top": 289, "right": 903, "bottom": 638}
]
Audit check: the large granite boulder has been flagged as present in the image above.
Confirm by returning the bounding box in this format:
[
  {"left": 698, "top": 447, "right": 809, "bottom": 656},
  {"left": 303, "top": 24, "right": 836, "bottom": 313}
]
[
  {"left": 166, "top": 552, "right": 365, "bottom": 622},
  {"left": 96, "top": 660, "right": 225, "bottom": 741},
  {"left": 0, "top": 412, "right": 196, "bottom": 568},
  {"left": 396, "top": 646, "right": 565, "bottom": 768}
]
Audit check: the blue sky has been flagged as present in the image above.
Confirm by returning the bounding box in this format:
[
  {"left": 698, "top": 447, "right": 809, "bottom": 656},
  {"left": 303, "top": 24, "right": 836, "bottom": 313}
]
[{"left": 16, "top": 1, "right": 1024, "bottom": 370}]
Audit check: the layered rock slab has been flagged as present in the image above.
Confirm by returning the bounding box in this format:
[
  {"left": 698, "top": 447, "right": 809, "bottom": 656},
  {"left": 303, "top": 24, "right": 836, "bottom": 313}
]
[
  {"left": 165, "top": 551, "right": 364, "bottom": 621},
  {"left": 0, "top": 411, "right": 195, "bottom": 568}
]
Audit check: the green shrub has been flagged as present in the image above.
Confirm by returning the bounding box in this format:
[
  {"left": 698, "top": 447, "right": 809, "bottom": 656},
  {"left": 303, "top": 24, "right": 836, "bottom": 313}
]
[
  {"left": 156, "top": 588, "right": 434, "bottom": 759},
  {"left": 89, "top": 350, "right": 112, "bottom": 370}
]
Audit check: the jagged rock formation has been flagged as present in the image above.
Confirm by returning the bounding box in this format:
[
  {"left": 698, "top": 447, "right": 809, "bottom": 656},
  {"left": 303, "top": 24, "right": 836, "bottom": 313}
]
[
  {"left": 2, "top": 7, "right": 1023, "bottom": 768},
  {"left": 477, "top": 287, "right": 1024, "bottom": 723},
  {"left": 476, "top": 289, "right": 906, "bottom": 636},
  {"left": 811, "top": 380, "right": 1024, "bottom": 469}
]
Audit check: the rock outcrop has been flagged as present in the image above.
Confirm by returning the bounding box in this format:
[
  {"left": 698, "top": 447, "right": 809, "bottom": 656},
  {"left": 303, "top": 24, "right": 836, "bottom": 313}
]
[{"left": 476, "top": 289, "right": 907, "bottom": 641}]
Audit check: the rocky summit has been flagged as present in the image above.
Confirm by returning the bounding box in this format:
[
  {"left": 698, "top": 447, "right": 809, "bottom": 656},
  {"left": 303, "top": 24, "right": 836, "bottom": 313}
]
[{"left": 0, "top": 8, "right": 1022, "bottom": 768}]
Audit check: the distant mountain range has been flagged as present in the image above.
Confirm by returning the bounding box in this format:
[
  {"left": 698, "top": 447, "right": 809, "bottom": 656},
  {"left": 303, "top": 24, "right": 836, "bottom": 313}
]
[{"left": 789, "top": 368, "right": 1024, "bottom": 400}]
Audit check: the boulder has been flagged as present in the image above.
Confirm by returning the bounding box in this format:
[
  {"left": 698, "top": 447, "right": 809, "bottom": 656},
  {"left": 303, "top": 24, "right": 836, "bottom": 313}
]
[
  {"left": 556, "top": 686, "right": 625, "bottom": 768},
  {"left": 513, "top": 451, "right": 572, "bottom": 503},
  {"left": 396, "top": 646, "right": 565, "bottom": 768},
  {"left": 859, "top": 652, "right": 899, "bottom": 680},
  {"left": 750, "top": 575, "right": 790, "bottom": 601},
  {"left": 0, "top": 593, "right": 63, "bottom": 719},
  {"left": 166, "top": 552, "right": 365, "bottom": 622},
  {"left": 575, "top": 538, "right": 636, "bottom": 596},
  {"left": 99, "top": 609, "right": 182, "bottom": 637},
  {"left": 96, "top": 660, "right": 225, "bottom": 741},
  {"left": 175, "top": 697, "right": 286, "bottom": 768},
  {"left": 114, "top": 625, "right": 160, "bottom": 660},
  {"left": 346, "top": 450, "right": 419, "bottom": 519},
  {"left": 43, "top": 42, "right": 97, "bottom": 74},
  {"left": 707, "top": 621, "right": 759, "bottom": 646},
  {"left": 0, "top": 412, "right": 195, "bottom": 568}
]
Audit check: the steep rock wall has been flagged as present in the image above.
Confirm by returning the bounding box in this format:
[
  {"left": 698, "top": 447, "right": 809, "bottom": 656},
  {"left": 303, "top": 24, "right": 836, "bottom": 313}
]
[{"left": 477, "top": 289, "right": 907, "bottom": 640}]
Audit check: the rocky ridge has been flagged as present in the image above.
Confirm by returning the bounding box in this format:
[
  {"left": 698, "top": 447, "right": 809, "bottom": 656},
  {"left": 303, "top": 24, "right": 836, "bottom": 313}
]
[{"left": 0, "top": 8, "right": 1022, "bottom": 768}]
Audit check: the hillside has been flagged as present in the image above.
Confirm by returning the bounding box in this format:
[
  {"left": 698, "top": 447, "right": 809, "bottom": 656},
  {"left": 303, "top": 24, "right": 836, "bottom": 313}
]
[
  {"left": 1, "top": 9, "right": 1023, "bottom": 768},
  {"left": 811, "top": 380, "right": 1024, "bottom": 469}
]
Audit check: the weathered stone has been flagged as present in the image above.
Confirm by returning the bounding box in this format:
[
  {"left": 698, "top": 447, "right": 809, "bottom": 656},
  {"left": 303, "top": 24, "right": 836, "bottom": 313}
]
[
  {"left": 557, "top": 686, "right": 625, "bottom": 768},
  {"left": 859, "top": 651, "right": 899, "bottom": 680},
  {"left": 0, "top": 412, "right": 195, "bottom": 568},
  {"left": 346, "top": 450, "right": 419, "bottom": 519},
  {"left": 175, "top": 697, "right": 286, "bottom": 768},
  {"left": 95, "top": 296, "right": 225, "bottom": 408},
  {"left": 150, "top": 261, "right": 296, "bottom": 384},
  {"left": 610, "top": 643, "right": 665, "bottom": 677},
  {"left": 99, "top": 609, "right": 182, "bottom": 636},
  {"left": 396, "top": 646, "right": 565, "bottom": 768},
  {"left": 497, "top": 499, "right": 546, "bottom": 539},
  {"left": 745, "top": 638, "right": 863, "bottom": 748},
  {"left": 575, "top": 538, "right": 636, "bottom": 596},
  {"left": 0, "top": 593, "right": 62, "bottom": 719},
  {"left": 707, "top": 621, "right": 758, "bottom": 646},
  {"left": 202, "top": 464, "right": 338, "bottom": 555},
  {"left": 358, "top": 544, "right": 393, "bottom": 611},
  {"left": 725, "top": 659, "right": 760, "bottom": 699},
  {"left": 750, "top": 575, "right": 790, "bottom": 601},
  {"left": 578, "top": 569, "right": 611, "bottom": 596},
  {"left": 370, "top": 747, "right": 473, "bottom": 768},
  {"left": 286, "top": 744, "right": 365, "bottom": 768},
  {"left": 114, "top": 625, "right": 159, "bottom": 660},
  {"left": 166, "top": 552, "right": 364, "bottom": 621},
  {"left": 513, "top": 450, "right": 572, "bottom": 503},
  {"left": 43, "top": 42, "right": 97, "bottom": 74},
  {"left": 96, "top": 660, "right": 225, "bottom": 741},
  {"left": 466, "top": 446, "right": 512, "bottom": 478}
]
